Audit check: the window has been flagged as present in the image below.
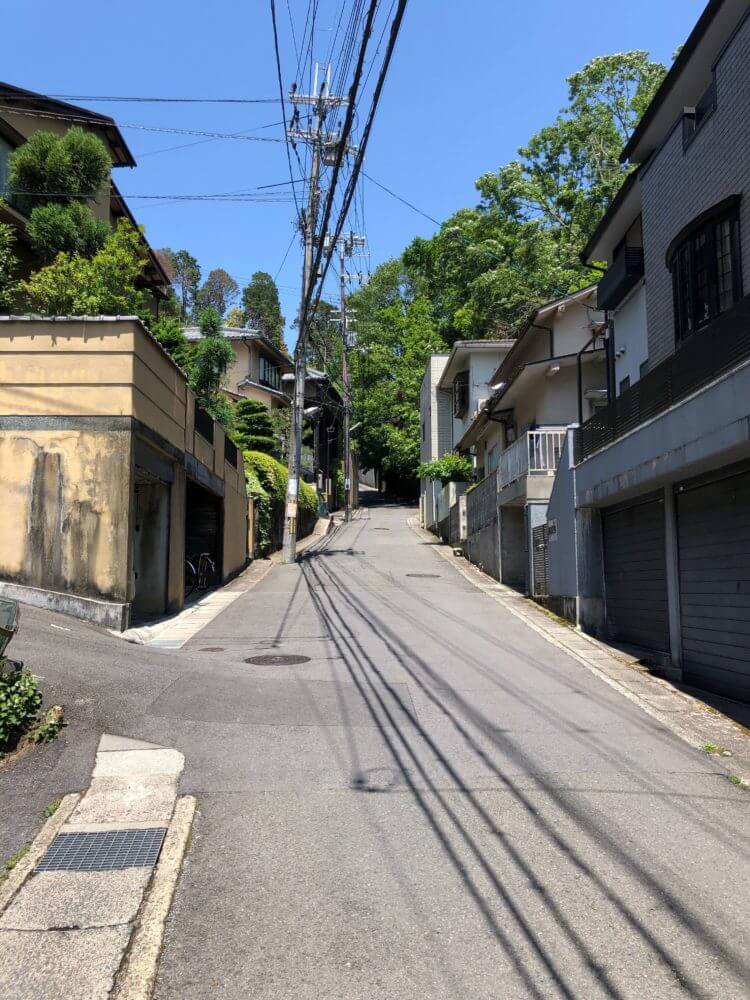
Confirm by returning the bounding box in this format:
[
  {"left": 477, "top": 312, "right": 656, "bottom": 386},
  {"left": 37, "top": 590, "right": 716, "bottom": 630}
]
[
  {"left": 669, "top": 202, "right": 741, "bottom": 342},
  {"left": 619, "top": 376, "right": 631, "bottom": 394},
  {"left": 453, "top": 371, "right": 469, "bottom": 417},
  {"left": 259, "top": 355, "right": 280, "bottom": 390}
]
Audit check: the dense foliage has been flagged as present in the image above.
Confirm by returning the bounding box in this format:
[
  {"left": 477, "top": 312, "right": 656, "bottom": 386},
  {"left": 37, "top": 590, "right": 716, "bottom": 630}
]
[
  {"left": 234, "top": 398, "right": 280, "bottom": 457},
  {"left": 0, "top": 220, "right": 18, "bottom": 310},
  {"left": 418, "top": 453, "right": 474, "bottom": 484},
  {"left": 242, "top": 271, "right": 285, "bottom": 348},
  {"left": 349, "top": 51, "right": 667, "bottom": 491},
  {"left": 21, "top": 219, "right": 150, "bottom": 316},
  {"left": 9, "top": 127, "right": 111, "bottom": 264},
  {"left": 192, "top": 306, "right": 236, "bottom": 428},
  {"left": 0, "top": 668, "right": 42, "bottom": 753},
  {"left": 244, "top": 449, "right": 318, "bottom": 554}
]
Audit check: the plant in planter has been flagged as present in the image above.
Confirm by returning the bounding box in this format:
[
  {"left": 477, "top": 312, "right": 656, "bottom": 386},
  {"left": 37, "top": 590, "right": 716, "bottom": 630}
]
[{"left": 417, "top": 452, "right": 473, "bottom": 485}]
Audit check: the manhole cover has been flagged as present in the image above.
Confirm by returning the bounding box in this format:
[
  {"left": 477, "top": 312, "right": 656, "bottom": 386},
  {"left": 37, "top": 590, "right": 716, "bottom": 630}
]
[
  {"left": 200, "top": 647, "right": 225, "bottom": 652},
  {"left": 244, "top": 654, "right": 311, "bottom": 666},
  {"left": 36, "top": 828, "right": 166, "bottom": 872},
  {"left": 373, "top": 527, "right": 390, "bottom": 531},
  {"left": 406, "top": 573, "right": 441, "bottom": 578}
]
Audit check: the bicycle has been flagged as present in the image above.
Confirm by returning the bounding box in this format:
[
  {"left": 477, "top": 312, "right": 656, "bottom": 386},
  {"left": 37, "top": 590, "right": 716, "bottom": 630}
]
[{"left": 184, "top": 552, "right": 217, "bottom": 598}]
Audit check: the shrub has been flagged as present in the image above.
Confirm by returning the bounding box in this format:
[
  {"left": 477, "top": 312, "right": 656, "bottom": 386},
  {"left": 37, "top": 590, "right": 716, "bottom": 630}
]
[
  {"left": 21, "top": 219, "right": 149, "bottom": 316},
  {"left": 0, "top": 668, "right": 42, "bottom": 753},
  {"left": 234, "top": 399, "right": 280, "bottom": 458},
  {"left": 0, "top": 220, "right": 19, "bottom": 310},
  {"left": 417, "top": 452, "right": 473, "bottom": 484},
  {"left": 244, "top": 449, "right": 319, "bottom": 553},
  {"left": 27, "top": 201, "right": 109, "bottom": 264}
]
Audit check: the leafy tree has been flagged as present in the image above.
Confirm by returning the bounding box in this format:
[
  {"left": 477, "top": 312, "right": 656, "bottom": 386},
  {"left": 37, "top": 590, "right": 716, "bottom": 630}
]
[
  {"left": 225, "top": 304, "right": 246, "bottom": 328},
  {"left": 234, "top": 398, "right": 280, "bottom": 457},
  {"left": 26, "top": 200, "right": 109, "bottom": 264},
  {"left": 150, "top": 315, "right": 194, "bottom": 373},
  {"left": 8, "top": 126, "right": 111, "bottom": 204},
  {"left": 305, "top": 300, "right": 341, "bottom": 377},
  {"left": 8, "top": 127, "right": 112, "bottom": 264},
  {"left": 242, "top": 271, "right": 285, "bottom": 348},
  {"left": 195, "top": 268, "right": 239, "bottom": 317},
  {"left": 158, "top": 248, "right": 201, "bottom": 321},
  {"left": 192, "top": 306, "right": 235, "bottom": 426},
  {"left": 21, "top": 219, "right": 149, "bottom": 316},
  {"left": 348, "top": 260, "right": 445, "bottom": 495},
  {"left": 0, "top": 220, "right": 19, "bottom": 310}
]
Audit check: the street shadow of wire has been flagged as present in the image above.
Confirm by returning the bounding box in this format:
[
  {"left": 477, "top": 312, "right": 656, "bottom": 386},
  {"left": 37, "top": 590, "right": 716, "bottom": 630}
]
[{"left": 301, "top": 550, "right": 750, "bottom": 998}]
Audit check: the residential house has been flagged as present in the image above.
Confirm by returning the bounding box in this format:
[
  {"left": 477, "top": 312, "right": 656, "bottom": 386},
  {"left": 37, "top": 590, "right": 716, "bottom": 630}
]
[
  {"left": 458, "top": 288, "right": 606, "bottom": 589},
  {"left": 548, "top": 0, "right": 750, "bottom": 703},
  {"left": 419, "top": 353, "right": 450, "bottom": 528},
  {"left": 296, "top": 366, "right": 343, "bottom": 509},
  {"left": 419, "top": 341, "right": 513, "bottom": 533},
  {"left": 183, "top": 325, "right": 293, "bottom": 409},
  {"left": 0, "top": 82, "right": 170, "bottom": 310}
]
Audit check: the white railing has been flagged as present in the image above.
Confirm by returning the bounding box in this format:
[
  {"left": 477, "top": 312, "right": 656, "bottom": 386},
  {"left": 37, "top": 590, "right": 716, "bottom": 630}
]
[{"left": 499, "top": 428, "right": 566, "bottom": 488}]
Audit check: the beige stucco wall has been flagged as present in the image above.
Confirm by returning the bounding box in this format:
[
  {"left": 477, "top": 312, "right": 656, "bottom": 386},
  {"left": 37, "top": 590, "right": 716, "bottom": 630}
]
[
  {"left": 0, "top": 428, "right": 132, "bottom": 601},
  {"left": 0, "top": 318, "right": 249, "bottom": 618}
]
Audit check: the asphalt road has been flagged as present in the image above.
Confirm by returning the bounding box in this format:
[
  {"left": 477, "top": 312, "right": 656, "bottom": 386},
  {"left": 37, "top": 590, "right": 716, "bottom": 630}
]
[{"left": 3, "top": 494, "right": 749, "bottom": 998}]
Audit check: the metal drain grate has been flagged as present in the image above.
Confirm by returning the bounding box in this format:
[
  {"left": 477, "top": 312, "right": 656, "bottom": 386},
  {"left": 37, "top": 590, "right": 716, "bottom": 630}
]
[
  {"left": 244, "top": 654, "right": 311, "bottom": 665},
  {"left": 200, "top": 647, "right": 225, "bottom": 652},
  {"left": 35, "top": 828, "right": 166, "bottom": 872},
  {"left": 373, "top": 527, "right": 390, "bottom": 531},
  {"left": 406, "top": 573, "right": 441, "bottom": 578}
]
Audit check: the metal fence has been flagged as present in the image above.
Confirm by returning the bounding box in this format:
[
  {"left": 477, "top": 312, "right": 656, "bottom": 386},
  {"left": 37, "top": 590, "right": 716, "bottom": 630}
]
[
  {"left": 466, "top": 470, "right": 499, "bottom": 535},
  {"left": 576, "top": 295, "right": 750, "bottom": 462}
]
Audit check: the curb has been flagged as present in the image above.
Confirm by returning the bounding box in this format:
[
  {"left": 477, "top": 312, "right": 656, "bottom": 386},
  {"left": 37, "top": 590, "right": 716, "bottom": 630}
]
[
  {"left": 0, "top": 793, "right": 81, "bottom": 913},
  {"left": 408, "top": 517, "right": 750, "bottom": 786},
  {"left": 112, "top": 795, "right": 197, "bottom": 1000}
]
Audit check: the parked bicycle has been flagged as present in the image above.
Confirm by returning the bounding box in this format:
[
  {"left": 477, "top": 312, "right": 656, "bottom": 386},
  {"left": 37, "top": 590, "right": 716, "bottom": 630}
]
[{"left": 184, "top": 552, "right": 217, "bottom": 598}]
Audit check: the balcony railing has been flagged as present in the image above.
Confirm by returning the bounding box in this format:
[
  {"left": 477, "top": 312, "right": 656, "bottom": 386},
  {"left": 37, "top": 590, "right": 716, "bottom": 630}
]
[
  {"left": 499, "top": 429, "right": 566, "bottom": 489},
  {"left": 597, "top": 247, "right": 644, "bottom": 311},
  {"left": 576, "top": 294, "right": 750, "bottom": 463}
]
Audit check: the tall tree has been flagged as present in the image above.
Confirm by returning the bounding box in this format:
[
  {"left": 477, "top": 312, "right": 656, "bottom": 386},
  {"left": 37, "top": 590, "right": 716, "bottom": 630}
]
[
  {"left": 234, "top": 398, "right": 280, "bottom": 457},
  {"left": 224, "top": 305, "right": 246, "bottom": 328},
  {"left": 192, "top": 306, "right": 235, "bottom": 427},
  {"left": 242, "top": 271, "right": 285, "bottom": 348},
  {"left": 195, "top": 267, "right": 239, "bottom": 317},
  {"left": 158, "top": 248, "right": 201, "bottom": 321},
  {"left": 8, "top": 127, "right": 111, "bottom": 263}
]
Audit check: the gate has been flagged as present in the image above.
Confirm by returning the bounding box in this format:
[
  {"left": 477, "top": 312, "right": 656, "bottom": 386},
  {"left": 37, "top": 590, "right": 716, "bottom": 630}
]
[{"left": 532, "top": 523, "right": 549, "bottom": 596}]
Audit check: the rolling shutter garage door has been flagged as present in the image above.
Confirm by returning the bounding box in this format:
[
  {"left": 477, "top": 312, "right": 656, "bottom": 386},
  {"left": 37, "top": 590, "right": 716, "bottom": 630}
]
[
  {"left": 602, "top": 496, "right": 669, "bottom": 653},
  {"left": 677, "top": 470, "right": 750, "bottom": 702}
]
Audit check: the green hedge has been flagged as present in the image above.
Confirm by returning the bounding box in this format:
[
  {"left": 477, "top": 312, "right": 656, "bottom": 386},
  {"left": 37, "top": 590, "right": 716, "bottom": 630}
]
[{"left": 244, "top": 450, "right": 319, "bottom": 555}]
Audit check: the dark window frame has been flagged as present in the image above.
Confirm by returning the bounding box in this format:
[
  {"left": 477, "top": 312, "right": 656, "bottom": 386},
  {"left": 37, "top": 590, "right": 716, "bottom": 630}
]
[
  {"left": 258, "top": 354, "right": 280, "bottom": 391},
  {"left": 453, "top": 370, "right": 469, "bottom": 418},
  {"left": 668, "top": 198, "right": 742, "bottom": 343}
]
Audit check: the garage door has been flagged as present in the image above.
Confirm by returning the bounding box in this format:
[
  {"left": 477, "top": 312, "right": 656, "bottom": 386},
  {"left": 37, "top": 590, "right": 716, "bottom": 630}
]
[
  {"left": 677, "top": 470, "right": 750, "bottom": 702},
  {"left": 603, "top": 496, "right": 669, "bottom": 653}
]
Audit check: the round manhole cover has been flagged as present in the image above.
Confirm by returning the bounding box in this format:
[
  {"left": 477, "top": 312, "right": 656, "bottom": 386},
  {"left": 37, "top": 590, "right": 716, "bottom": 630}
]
[
  {"left": 244, "top": 654, "right": 311, "bottom": 666},
  {"left": 200, "top": 647, "right": 225, "bottom": 652},
  {"left": 406, "top": 573, "right": 441, "bottom": 578}
]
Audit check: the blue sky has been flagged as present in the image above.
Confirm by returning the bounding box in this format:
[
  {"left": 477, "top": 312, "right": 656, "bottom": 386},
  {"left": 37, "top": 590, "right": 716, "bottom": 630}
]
[{"left": 5, "top": 0, "right": 706, "bottom": 344}]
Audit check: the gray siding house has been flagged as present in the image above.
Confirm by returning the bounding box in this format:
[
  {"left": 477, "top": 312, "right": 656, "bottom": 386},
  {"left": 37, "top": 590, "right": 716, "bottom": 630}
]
[{"left": 548, "top": 0, "right": 750, "bottom": 703}]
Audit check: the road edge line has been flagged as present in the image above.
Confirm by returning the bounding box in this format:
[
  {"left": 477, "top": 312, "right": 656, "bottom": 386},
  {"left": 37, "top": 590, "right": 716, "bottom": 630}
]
[{"left": 111, "top": 794, "right": 197, "bottom": 1000}]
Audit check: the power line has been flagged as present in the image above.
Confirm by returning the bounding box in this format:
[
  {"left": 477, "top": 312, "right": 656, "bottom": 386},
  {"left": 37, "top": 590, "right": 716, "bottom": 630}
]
[
  {"left": 362, "top": 169, "right": 440, "bottom": 225},
  {"left": 42, "top": 95, "right": 281, "bottom": 104},
  {"left": 270, "top": 0, "right": 302, "bottom": 221},
  {"left": 0, "top": 105, "right": 286, "bottom": 142}
]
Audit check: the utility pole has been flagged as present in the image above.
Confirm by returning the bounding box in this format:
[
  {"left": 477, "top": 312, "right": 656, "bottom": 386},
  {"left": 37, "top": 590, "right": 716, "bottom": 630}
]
[
  {"left": 335, "top": 232, "right": 365, "bottom": 522},
  {"left": 282, "top": 65, "right": 348, "bottom": 564}
]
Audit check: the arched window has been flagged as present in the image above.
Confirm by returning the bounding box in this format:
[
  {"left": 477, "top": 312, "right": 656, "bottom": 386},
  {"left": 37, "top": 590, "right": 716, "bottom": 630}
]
[{"left": 666, "top": 196, "right": 742, "bottom": 341}]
